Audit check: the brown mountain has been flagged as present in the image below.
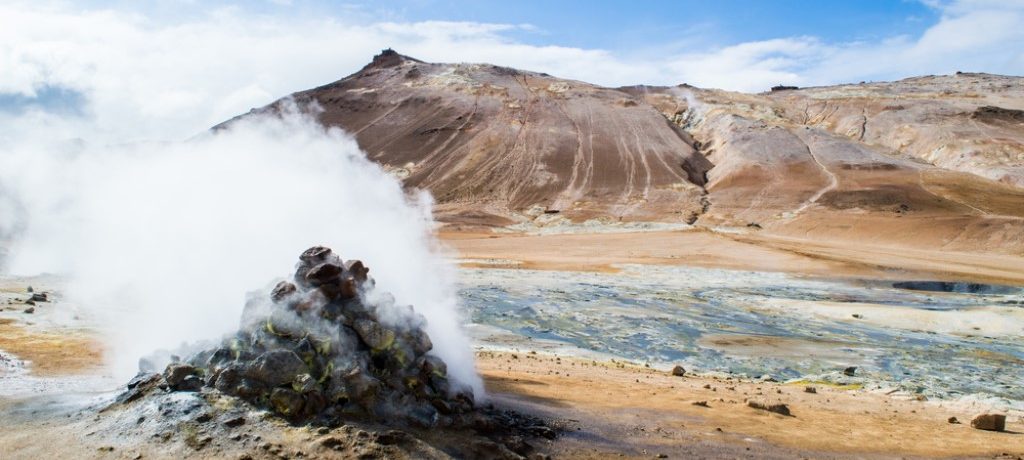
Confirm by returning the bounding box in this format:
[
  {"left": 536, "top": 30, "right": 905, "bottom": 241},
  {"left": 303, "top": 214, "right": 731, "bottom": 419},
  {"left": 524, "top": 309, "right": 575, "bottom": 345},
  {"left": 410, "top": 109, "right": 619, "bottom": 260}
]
[{"left": 220, "top": 50, "right": 1024, "bottom": 254}]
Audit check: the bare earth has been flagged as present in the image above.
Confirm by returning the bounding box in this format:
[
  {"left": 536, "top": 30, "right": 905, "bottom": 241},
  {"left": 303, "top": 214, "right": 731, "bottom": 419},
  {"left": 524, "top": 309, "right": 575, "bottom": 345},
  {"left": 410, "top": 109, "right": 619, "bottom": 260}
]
[
  {"left": 477, "top": 351, "right": 1024, "bottom": 459},
  {"left": 443, "top": 229, "right": 1024, "bottom": 286}
]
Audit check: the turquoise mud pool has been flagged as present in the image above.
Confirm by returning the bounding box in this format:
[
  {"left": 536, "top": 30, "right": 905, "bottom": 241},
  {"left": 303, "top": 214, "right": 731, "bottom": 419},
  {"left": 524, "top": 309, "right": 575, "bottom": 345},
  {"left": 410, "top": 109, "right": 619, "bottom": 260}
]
[{"left": 458, "top": 266, "right": 1024, "bottom": 406}]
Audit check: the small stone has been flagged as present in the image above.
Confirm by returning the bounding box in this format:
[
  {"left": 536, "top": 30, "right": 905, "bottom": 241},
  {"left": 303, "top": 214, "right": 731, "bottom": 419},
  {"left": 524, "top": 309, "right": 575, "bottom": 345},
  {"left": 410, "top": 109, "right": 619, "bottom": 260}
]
[
  {"left": 223, "top": 415, "right": 246, "bottom": 428},
  {"left": 292, "top": 374, "right": 318, "bottom": 393},
  {"left": 670, "top": 365, "right": 686, "bottom": 377},
  {"left": 948, "top": 416, "right": 960, "bottom": 424},
  {"left": 970, "top": 413, "right": 1006, "bottom": 432},
  {"left": 804, "top": 386, "right": 817, "bottom": 394},
  {"left": 747, "top": 400, "right": 792, "bottom": 416},
  {"left": 23, "top": 306, "right": 34, "bottom": 314},
  {"left": 692, "top": 400, "right": 709, "bottom": 407},
  {"left": 30, "top": 292, "right": 48, "bottom": 302},
  {"left": 843, "top": 366, "right": 857, "bottom": 376}
]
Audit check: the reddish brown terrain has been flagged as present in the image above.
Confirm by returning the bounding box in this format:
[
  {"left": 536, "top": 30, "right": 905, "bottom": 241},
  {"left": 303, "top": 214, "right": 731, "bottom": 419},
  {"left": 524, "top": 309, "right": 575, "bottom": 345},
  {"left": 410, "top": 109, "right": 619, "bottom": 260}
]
[{"left": 221, "top": 50, "right": 1024, "bottom": 262}]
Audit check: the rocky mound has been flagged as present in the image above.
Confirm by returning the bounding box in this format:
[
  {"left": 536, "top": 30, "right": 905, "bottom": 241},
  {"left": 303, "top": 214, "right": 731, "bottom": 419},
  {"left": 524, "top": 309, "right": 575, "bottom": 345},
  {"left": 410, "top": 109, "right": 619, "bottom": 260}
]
[{"left": 126, "top": 246, "right": 475, "bottom": 428}]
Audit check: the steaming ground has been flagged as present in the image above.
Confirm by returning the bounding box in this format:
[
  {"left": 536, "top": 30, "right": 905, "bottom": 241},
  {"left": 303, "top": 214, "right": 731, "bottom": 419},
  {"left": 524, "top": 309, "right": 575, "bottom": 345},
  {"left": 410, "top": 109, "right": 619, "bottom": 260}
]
[{"left": 0, "top": 106, "right": 481, "bottom": 395}]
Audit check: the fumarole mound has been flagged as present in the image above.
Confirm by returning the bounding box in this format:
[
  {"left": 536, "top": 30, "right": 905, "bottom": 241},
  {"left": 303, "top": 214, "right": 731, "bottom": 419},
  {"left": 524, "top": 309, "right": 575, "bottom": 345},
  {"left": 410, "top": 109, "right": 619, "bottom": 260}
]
[{"left": 129, "top": 246, "right": 474, "bottom": 427}]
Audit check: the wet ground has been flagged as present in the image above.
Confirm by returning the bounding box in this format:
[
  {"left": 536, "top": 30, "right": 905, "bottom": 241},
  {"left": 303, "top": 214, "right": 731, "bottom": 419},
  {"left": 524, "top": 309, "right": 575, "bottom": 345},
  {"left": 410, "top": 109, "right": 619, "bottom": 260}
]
[{"left": 459, "top": 266, "right": 1024, "bottom": 409}]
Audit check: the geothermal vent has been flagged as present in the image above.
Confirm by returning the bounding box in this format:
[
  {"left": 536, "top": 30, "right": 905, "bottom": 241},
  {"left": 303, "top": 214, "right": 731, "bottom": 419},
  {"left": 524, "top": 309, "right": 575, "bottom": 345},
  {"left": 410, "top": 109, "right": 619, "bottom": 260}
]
[{"left": 126, "top": 246, "right": 474, "bottom": 427}]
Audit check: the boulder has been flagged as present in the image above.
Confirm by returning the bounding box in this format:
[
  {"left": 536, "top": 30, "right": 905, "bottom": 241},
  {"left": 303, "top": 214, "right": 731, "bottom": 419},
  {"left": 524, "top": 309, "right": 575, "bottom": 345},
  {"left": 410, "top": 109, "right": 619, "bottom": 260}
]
[
  {"left": 299, "top": 246, "right": 334, "bottom": 263},
  {"left": 354, "top": 319, "right": 396, "bottom": 351},
  {"left": 970, "top": 414, "right": 1006, "bottom": 432},
  {"left": 270, "top": 281, "right": 297, "bottom": 302},
  {"left": 246, "top": 350, "right": 307, "bottom": 387},
  {"left": 163, "top": 363, "right": 198, "bottom": 390},
  {"left": 671, "top": 365, "right": 685, "bottom": 377},
  {"left": 305, "top": 262, "right": 343, "bottom": 286},
  {"left": 345, "top": 260, "right": 369, "bottom": 283},
  {"left": 270, "top": 387, "right": 304, "bottom": 417}
]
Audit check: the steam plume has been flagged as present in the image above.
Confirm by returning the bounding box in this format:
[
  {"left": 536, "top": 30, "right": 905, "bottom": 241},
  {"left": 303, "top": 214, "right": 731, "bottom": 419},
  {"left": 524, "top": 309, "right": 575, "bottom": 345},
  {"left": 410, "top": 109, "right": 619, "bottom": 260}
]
[{"left": 0, "top": 104, "right": 483, "bottom": 396}]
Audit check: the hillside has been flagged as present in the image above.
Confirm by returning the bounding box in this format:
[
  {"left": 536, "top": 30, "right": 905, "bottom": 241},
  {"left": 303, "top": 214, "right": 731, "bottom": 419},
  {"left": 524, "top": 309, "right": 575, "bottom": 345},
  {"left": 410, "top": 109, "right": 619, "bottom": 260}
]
[{"left": 220, "top": 50, "right": 1024, "bottom": 254}]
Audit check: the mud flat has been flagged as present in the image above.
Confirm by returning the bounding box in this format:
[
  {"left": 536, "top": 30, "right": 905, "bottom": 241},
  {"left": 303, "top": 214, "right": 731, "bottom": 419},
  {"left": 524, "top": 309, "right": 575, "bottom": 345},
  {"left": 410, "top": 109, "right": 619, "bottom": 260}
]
[{"left": 460, "top": 265, "right": 1024, "bottom": 409}]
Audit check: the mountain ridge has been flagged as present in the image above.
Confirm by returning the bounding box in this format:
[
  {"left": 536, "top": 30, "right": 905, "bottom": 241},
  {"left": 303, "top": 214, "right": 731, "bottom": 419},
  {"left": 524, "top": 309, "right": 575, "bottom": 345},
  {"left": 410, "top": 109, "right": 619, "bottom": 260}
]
[{"left": 218, "top": 50, "right": 1024, "bottom": 254}]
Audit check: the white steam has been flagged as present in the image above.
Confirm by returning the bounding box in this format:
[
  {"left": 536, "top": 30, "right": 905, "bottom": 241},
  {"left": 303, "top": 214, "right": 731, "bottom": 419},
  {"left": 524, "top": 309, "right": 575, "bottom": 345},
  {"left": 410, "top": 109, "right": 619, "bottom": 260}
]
[{"left": 0, "top": 105, "right": 483, "bottom": 396}]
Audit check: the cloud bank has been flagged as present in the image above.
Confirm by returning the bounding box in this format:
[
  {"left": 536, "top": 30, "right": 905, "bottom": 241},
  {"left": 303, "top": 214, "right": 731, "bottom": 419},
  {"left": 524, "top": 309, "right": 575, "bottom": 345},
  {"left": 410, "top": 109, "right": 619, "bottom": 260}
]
[{"left": 1, "top": 1, "right": 1022, "bottom": 142}]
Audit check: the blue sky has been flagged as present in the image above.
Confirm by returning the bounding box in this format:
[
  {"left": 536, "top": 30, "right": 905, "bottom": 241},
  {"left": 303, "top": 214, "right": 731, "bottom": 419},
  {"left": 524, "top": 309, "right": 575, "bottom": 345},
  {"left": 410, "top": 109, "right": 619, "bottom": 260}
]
[
  {"left": 75, "top": 0, "right": 941, "bottom": 52},
  {"left": 341, "top": 0, "right": 940, "bottom": 51},
  {"left": 1, "top": 0, "right": 1022, "bottom": 141}
]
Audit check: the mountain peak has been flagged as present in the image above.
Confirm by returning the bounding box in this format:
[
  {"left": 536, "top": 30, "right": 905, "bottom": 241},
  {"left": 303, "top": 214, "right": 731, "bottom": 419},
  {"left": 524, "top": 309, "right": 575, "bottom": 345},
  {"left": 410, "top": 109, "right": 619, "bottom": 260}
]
[{"left": 365, "top": 48, "right": 422, "bottom": 69}]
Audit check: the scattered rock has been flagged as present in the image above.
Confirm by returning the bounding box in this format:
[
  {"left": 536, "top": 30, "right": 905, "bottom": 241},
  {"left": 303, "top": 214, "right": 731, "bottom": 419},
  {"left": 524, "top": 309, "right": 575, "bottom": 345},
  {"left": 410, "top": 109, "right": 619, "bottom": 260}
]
[
  {"left": 162, "top": 363, "right": 198, "bottom": 390},
  {"left": 948, "top": 416, "right": 960, "bottom": 424},
  {"left": 30, "top": 292, "right": 48, "bottom": 303},
  {"left": 970, "top": 413, "right": 1006, "bottom": 432},
  {"left": 804, "top": 386, "right": 817, "bottom": 394},
  {"left": 670, "top": 365, "right": 686, "bottom": 377},
  {"left": 222, "top": 415, "right": 246, "bottom": 428},
  {"left": 692, "top": 401, "right": 709, "bottom": 407},
  {"left": 747, "top": 400, "right": 792, "bottom": 416},
  {"left": 23, "top": 306, "right": 34, "bottom": 314},
  {"left": 843, "top": 366, "right": 857, "bottom": 376}
]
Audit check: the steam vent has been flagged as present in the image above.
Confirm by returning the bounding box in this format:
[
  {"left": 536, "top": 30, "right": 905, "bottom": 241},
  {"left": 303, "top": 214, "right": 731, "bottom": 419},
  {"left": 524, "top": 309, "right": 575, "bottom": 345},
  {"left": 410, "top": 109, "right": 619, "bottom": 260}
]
[{"left": 128, "top": 246, "right": 474, "bottom": 427}]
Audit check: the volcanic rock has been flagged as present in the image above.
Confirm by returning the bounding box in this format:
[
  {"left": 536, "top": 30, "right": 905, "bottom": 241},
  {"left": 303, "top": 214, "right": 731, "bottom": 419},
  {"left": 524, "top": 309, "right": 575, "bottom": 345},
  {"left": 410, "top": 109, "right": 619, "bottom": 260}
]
[
  {"left": 305, "top": 262, "right": 343, "bottom": 286},
  {"left": 143, "top": 247, "right": 486, "bottom": 430},
  {"left": 747, "top": 400, "right": 792, "bottom": 416},
  {"left": 245, "top": 350, "right": 308, "bottom": 387},
  {"left": 970, "top": 413, "right": 1006, "bottom": 432},
  {"left": 270, "top": 281, "right": 296, "bottom": 302}
]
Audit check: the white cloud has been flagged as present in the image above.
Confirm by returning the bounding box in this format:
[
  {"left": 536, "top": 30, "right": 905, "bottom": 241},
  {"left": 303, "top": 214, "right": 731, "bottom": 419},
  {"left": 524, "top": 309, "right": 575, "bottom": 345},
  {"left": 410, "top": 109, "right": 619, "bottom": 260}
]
[{"left": 0, "top": 0, "right": 1021, "bottom": 143}]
